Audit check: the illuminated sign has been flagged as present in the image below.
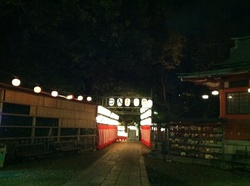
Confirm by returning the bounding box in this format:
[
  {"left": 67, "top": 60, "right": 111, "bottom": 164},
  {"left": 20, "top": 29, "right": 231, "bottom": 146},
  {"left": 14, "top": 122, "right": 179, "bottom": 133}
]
[{"left": 107, "top": 97, "right": 152, "bottom": 107}]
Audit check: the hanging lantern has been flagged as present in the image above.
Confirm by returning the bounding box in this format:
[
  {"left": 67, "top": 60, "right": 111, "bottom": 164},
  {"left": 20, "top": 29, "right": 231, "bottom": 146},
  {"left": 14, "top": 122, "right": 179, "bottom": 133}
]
[
  {"left": 211, "top": 90, "right": 219, "bottom": 95},
  {"left": 141, "top": 98, "right": 147, "bottom": 107},
  {"left": 34, "top": 86, "right": 42, "bottom": 93},
  {"left": 146, "top": 100, "right": 153, "bottom": 108},
  {"left": 133, "top": 98, "right": 139, "bottom": 107},
  {"left": 77, "top": 95, "right": 83, "bottom": 101},
  {"left": 109, "top": 98, "right": 115, "bottom": 106},
  {"left": 125, "top": 98, "right": 131, "bottom": 107},
  {"left": 12, "top": 78, "right": 21, "bottom": 86},
  {"left": 117, "top": 98, "right": 123, "bottom": 106},
  {"left": 51, "top": 91, "right": 58, "bottom": 97},
  {"left": 248, "top": 88, "right": 250, "bottom": 93},
  {"left": 202, "top": 95, "right": 209, "bottom": 99},
  {"left": 87, "top": 96, "right": 92, "bottom": 101},
  {"left": 66, "top": 94, "right": 73, "bottom": 100}
]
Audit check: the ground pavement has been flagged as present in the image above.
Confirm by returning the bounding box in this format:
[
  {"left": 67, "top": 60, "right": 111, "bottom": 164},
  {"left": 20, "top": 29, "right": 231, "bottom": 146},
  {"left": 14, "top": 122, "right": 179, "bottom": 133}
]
[{"left": 64, "top": 141, "right": 150, "bottom": 186}]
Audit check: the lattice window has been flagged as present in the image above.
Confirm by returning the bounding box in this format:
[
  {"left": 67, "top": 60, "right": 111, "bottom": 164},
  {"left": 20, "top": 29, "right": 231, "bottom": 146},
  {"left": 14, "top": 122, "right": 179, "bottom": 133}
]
[{"left": 226, "top": 92, "right": 250, "bottom": 114}]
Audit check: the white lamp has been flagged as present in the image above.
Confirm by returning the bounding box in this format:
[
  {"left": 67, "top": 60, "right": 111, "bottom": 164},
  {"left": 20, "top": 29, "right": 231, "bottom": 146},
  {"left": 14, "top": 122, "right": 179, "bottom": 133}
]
[
  {"left": 77, "top": 95, "right": 83, "bottom": 101},
  {"left": 66, "top": 94, "right": 74, "bottom": 100},
  {"left": 12, "top": 78, "right": 21, "bottom": 86},
  {"left": 87, "top": 96, "right": 92, "bottom": 101},
  {"left": 51, "top": 91, "right": 58, "bottom": 97},
  {"left": 211, "top": 90, "right": 219, "bottom": 95},
  {"left": 34, "top": 86, "right": 42, "bottom": 93},
  {"left": 202, "top": 95, "right": 209, "bottom": 99}
]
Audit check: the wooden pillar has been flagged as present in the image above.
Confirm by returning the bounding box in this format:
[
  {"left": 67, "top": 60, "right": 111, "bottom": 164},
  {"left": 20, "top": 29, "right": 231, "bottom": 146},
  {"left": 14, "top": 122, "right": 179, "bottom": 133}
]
[
  {"left": 31, "top": 117, "right": 36, "bottom": 144},
  {"left": 77, "top": 128, "right": 80, "bottom": 144},
  {"left": 219, "top": 89, "right": 226, "bottom": 118},
  {"left": 0, "top": 89, "right": 4, "bottom": 125},
  {"left": 57, "top": 119, "right": 61, "bottom": 142}
]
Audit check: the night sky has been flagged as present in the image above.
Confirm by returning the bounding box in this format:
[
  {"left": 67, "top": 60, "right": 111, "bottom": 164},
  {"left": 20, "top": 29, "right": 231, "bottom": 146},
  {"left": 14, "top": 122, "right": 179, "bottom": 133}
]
[
  {"left": 168, "top": 0, "right": 250, "bottom": 36},
  {"left": 0, "top": 0, "right": 249, "bottom": 118}
]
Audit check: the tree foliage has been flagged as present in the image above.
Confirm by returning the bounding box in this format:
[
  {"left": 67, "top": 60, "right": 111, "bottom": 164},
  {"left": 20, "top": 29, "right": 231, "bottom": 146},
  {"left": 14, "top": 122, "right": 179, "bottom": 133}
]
[
  {"left": 1, "top": 0, "right": 247, "bottom": 120},
  {"left": 160, "top": 30, "right": 186, "bottom": 69},
  {"left": 0, "top": 0, "right": 172, "bottom": 96}
]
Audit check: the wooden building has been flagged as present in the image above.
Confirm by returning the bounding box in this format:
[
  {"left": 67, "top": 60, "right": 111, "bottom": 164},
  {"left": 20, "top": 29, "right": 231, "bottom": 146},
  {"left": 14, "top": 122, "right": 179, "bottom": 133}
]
[
  {"left": 178, "top": 36, "right": 250, "bottom": 159},
  {"left": 0, "top": 83, "right": 97, "bottom": 158}
]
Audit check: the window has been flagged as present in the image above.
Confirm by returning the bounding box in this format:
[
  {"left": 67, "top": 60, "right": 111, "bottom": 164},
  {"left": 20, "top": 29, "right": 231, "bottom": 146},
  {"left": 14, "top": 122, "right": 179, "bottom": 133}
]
[
  {"left": 2, "top": 103, "right": 30, "bottom": 115},
  {"left": 226, "top": 92, "right": 250, "bottom": 114}
]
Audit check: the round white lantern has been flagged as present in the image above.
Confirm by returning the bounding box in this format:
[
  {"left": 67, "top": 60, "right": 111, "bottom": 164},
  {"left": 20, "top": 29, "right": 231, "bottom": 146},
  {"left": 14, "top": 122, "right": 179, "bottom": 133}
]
[
  {"left": 12, "top": 78, "right": 21, "bottom": 86},
  {"left": 34, "top": 86, "right": 42, "bottom": 93},
  {"left": 87, "top": 96, "right": 92, "bottom": 101},
  {"left": 67, "top": 94, "right": 73, "bottom": 100},
  {"left": 202, "top": 94, "right": 209, "bottom": 99},
  {"left": 51, "top": 91, "right": 58, "bottom": 97},
  {"left": 211, "top": 90, "right": 219, "bottom": 95},
  {"left": 77, "top": 95, "right": 83, "bottom": 101},
  {"left": 133, "top": 98, "right": 139, "bottom": 107},
  {"left": 146, "top": 99, "right": 153, "bottom": 108}
]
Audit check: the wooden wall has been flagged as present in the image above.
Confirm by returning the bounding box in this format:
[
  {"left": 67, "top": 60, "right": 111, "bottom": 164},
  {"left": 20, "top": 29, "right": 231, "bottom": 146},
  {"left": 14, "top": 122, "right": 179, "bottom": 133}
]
[{"left": 3, "top": 89, "right": 97, "bottom": 128}]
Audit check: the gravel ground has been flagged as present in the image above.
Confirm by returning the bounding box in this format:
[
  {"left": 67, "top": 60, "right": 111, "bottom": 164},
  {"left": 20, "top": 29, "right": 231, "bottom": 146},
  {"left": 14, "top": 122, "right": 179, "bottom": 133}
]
[
  {"left": 0, "top": 148, "right": 110, "bottom": 186},
  {"left": 144, "top": 155, "right": 250, "bottom": 186},
  {"left": 0, "top": 143, "right": 250, "bottom": 186}
]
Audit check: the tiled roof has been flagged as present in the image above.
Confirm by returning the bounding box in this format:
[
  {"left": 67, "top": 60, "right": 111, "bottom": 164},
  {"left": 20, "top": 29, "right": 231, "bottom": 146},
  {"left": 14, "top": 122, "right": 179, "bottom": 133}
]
[{"left": 178, "top": 36, "right": 250, "bottom": 79}]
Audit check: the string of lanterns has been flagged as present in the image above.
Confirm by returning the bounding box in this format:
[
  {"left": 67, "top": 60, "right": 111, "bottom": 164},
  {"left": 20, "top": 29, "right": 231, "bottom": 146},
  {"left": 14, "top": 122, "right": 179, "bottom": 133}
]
[
  {"left": 10, "top": 77, "right": 250, "bottom": 101},
  {"left": 201, "top": 90, "right": 219, "bottom": 100},
  {"left": 11, "top": 77, "right": 92, "bottom": 102}
]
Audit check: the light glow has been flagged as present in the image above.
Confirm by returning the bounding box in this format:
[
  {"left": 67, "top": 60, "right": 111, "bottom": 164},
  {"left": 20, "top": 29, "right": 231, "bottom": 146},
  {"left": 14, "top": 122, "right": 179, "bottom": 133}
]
[
  {"left": 211, "top": 90, "right": 219, "bottom": 95},
  {"left": 51, "top": 91, "right": 58, "bottom": 97},
  {"left": 124, "top": 98, "right": 131, "bottom": 107},
  {"left": 34, "top": 86, "right": 42, "bottom": 93},
  {"left": 97, "top": 105, "right": 120, "bottom": 125},
  {"left": 140, "top": 118, "right": 152, "bottom": 125},
  {"left": 108, "top": 98, "right": 115, "bottom": 106},
  {"left": 87, "top": 96, "right": 92, "bottom": 101},
  {"left": 77, "top": 95, "right": 83, "bottom": 101},
  {"left": 140, "top": 109, "right": 152, "bottom": 120},
  {"left": 133, "top": 98, "right": 139, "bottom": 106},
  {"left": 98, "top": 105, "right": 111, "bottom": 116},
  {"left": 248, "top": 88, "right": 250, "bottom": 93},
  {"left": 146, "top": 100, "right": 153, "bottom": 108},
  {"left": 202, "top": 95, "right": 209, "bottom": 99},
  {"left": 67, "top": 94, "right": 74, "bottom": 100},
  {"left": 117, "top": 98, "right": 123, "bottom": 106},
  {"left": 12, "top": 78, "right": 21, "bottom": 86},
  {"left": 110, "top": 112, "right": 119, "bottom": 120},
  {"left": 96, "top": 115, "right": 119, "bottom": 125},
  {"left": 140, "top": 107, "right": 147, "bottom": 113},
  {"left": 141, "top": 98, "right": 147, "bottom": 107}
]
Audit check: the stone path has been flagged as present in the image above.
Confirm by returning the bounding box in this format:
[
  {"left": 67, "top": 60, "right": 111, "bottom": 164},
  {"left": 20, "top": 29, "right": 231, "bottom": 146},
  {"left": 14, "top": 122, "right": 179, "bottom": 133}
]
[{"left": 64, "top": 141, "right": 150, "bottom": 186}]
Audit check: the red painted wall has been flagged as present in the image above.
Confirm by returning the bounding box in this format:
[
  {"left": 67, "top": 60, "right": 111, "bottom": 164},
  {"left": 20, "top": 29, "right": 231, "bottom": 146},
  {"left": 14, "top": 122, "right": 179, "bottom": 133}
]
[
  {"left": 97, "top": 124, "right": 117, "bottom": 150},
  {"left": 219, "top": 87, "right": 250, "bottom": 140},
  {"left": 141, "top": 125, "right": 151, "bottom": 147}
]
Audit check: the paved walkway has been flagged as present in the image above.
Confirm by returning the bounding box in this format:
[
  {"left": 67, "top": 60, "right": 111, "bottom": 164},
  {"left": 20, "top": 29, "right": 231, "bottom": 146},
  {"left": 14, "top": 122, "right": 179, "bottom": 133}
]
[{"left": 64, "top": 141, "right": 151, "bottom": 186}]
